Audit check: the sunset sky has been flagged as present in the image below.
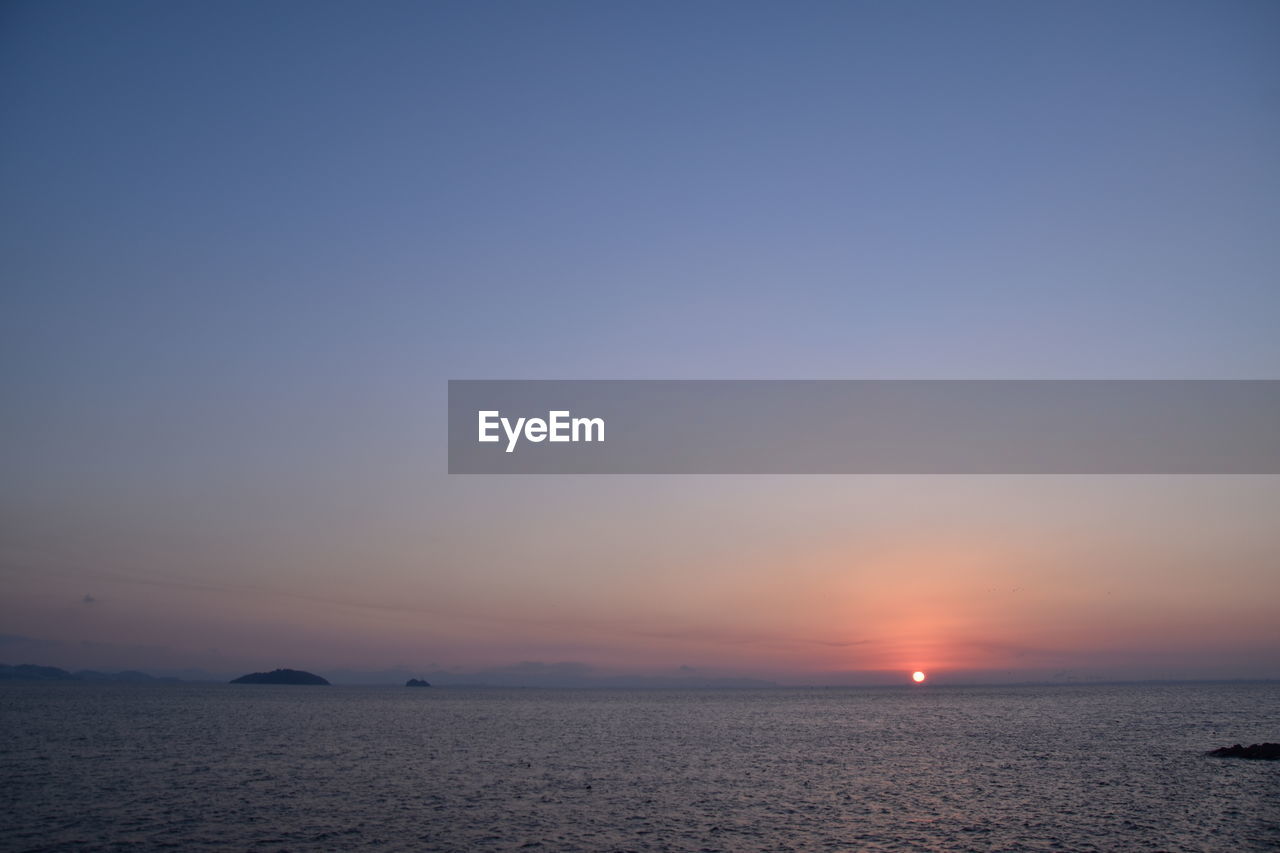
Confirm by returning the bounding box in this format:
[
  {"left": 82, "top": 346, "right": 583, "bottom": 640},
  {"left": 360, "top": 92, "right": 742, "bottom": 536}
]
[{"left": 2, "top": 1, "right": 1278, "bottom": 684}]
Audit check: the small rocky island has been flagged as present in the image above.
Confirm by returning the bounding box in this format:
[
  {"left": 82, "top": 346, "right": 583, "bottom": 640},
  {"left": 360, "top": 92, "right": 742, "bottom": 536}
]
[
  {"left": 1206, "top": 742, "right": 1280, "bottom": 760},
  {"left": 230, "top": 668, "right": 330, "bottom": 685},
  {"left": 406, "top": 678, "right": 431, "bottom": 687}
]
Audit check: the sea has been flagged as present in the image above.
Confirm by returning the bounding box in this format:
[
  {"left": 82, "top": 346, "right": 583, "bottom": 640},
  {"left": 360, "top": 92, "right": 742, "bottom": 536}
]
[{"left": 2, "top": 682, "right": 1277, "bottom": 851}]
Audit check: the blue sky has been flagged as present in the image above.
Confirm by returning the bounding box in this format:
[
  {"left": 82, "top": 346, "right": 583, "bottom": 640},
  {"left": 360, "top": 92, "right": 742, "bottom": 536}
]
[{"left": 1, "top": 1, "right": 1278, "bottom": 681}]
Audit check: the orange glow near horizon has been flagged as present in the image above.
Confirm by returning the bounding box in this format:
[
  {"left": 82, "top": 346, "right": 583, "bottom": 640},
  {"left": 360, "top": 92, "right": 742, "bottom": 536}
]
[{"left": 3, "top": 478, "right": 1277, "bottom": 682}]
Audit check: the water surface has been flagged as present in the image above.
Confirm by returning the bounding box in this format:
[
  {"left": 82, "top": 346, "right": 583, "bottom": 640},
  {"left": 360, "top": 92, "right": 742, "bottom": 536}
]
[{"left": 2, "top": 683, "right": 1277, "bottom": 851}]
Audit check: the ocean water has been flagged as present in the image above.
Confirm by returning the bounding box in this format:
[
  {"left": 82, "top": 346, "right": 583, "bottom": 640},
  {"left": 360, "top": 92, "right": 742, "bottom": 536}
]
[{"left": 1, "top": 683, "right": 1277, "bottom": 851}]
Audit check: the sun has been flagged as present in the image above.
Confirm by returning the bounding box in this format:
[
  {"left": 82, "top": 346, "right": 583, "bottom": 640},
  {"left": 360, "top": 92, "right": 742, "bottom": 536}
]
[{"left": 911, "top": 670, "right": 926, "bottom": 683}]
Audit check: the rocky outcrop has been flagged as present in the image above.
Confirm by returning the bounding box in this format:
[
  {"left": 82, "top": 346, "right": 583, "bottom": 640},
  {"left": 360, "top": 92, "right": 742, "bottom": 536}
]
[
  {"left": 406, "top": 678, "right": 431, "bottom": 687},
  {"left": 1206, "top": 743, "right": 1280, "bottom": 760}
]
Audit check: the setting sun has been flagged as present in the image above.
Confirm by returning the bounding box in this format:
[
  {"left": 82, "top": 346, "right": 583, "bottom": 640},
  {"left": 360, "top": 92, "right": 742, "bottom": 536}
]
[{"left": 912, "top": 671, "right": 926, "bottom": 683}]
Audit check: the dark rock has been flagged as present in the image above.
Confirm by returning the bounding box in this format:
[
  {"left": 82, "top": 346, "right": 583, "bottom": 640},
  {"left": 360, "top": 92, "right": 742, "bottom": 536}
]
[
  {"left": 1206, "top": 742, "right": 1280, "bottom": 760},
  {"left": 230, "top": 668, "right": 329, "bottom": 685},
  {"left": 406, "top": 678, "right": 431, "bottom": 687}
]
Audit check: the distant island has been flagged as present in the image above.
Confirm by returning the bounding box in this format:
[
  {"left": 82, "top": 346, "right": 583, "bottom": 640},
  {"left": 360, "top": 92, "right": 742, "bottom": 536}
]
[
  {"left": 406, "top": 678, "right": 431, "bottom": 687},
  {"left": 230, "top": 668, "right": 330, "bottom": 685}
]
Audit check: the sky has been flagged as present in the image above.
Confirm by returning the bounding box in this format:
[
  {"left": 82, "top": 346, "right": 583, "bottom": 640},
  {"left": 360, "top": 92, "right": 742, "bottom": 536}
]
[{"left": 2, "top": 0, "right": 1278, "bottom": 685}]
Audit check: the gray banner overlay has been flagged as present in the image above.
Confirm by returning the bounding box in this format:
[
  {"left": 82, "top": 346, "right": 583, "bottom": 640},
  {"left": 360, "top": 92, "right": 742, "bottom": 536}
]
[{"left": 448, "top": 381, "right": 1280, "bottom": 474}]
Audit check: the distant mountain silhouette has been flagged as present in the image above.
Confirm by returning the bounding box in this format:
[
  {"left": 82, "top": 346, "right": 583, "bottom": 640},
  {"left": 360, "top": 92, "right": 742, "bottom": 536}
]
[
  {"left": 230, "top": 668, "right": 330, "bottom": 685},
  {"left": 0, "top": 663, "right": 178, "bottom": 683},
  {"left": 406, "top": 678, "right": 431, "bottom": 687},
  {"left": 0, "top": 663, "right": 78, "bottom": 681},
  {"left": 75, "top": 669, "right": 179, "bottom": 683}
]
